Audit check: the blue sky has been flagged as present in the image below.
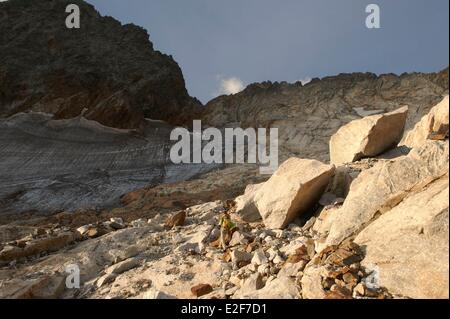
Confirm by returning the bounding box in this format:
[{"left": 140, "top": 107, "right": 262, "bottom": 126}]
[{"left": 87, "top": 0, "right": 449, "bottom": 103}]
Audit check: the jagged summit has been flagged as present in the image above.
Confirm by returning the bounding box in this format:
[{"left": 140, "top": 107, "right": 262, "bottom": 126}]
[
  {"left": 0, "top": 0, "right": 201, "bottom": 129},
  {"left": 209, "top": 68, "right": 448, "bottom": 102}
]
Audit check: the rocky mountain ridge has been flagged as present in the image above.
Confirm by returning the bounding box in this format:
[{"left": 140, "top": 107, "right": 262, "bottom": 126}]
[
  {"left": 203, "top": 68, "right": 448, "bottom": 161},
  {"left": 0, "top": 0, "right": 218, "bottom": 215},
  {"left": 0, "top": 0, "right": 201, "bottom": 129}
]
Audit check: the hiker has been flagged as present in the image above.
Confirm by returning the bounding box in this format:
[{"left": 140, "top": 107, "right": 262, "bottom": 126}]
[{"left": 219, "top": 211, "right": 235, "bottom": 251}]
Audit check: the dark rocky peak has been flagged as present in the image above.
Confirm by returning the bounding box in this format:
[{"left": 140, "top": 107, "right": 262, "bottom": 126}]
[{"left": 0, "top": 0, "right": 202, "bottom": 129}]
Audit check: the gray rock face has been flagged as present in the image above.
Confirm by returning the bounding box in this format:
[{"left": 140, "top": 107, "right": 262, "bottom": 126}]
[
  {"left": 0, "top": 113, "right": 219, "bottom": 213},
  {"left": 0, "top": 0, "right": 216, "bottom": 215},
  {"left": 0, "top": 0, "right": 201, "bottom": 129}
]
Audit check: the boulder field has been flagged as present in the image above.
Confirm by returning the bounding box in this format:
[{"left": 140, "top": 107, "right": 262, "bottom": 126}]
[{"left": 1, "top": 96, "right": 448, "bottom": 299}]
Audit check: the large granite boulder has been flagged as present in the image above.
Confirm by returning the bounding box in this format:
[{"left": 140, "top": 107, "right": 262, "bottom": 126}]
[
  {"left": 401, "top": 95, "right": 449, "bottom": 148},
  {"left": 355, "top": 175, "right": 449, "bottom": 299},
  {"left": 254, "top": 158, "right": 335, "bottom": 229},
  {"left": 234, "top": 183, "right": 264, "bottom": 222},
  {"left": 329, "top": 106, "right": 408, "bottom": 165},
  {"left": 325, "top": 140, "right": 449, "bottom": 247}
]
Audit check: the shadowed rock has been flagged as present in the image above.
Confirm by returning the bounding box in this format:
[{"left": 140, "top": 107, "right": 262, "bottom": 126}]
[
  {"left": 0, "top": 0, "right": 201, "bottom": 129},
  {"left": 234, "top": 183, "right": 264, "bottom": 222}
]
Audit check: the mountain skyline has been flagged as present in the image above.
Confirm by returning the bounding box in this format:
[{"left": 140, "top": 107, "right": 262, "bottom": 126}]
[{"left": 87, "top": 0, "right": 449, "bottom": 103}]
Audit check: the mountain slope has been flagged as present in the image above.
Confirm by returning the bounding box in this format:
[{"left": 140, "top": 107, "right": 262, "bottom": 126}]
[
  {"left": 0, "top": 0, "right": 201, "bottom": 129},
  {"left": 203, "top": 69, "right": 448, "bottom": 161}
]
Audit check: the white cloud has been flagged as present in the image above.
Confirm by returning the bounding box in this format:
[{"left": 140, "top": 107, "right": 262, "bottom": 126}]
[
  {"left": 299, "top": 77, "right": 312, "bottom": 85},
  {"left": 217, "top": 76, "right": 245, "bottom": 96}
]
